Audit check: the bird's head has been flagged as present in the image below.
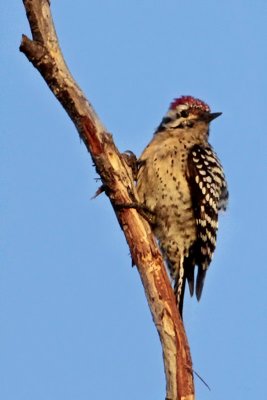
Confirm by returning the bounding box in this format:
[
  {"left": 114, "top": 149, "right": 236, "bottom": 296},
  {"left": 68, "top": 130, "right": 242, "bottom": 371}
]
[{"left": 156, "top": 96, "right": 221, "bottom": 133}]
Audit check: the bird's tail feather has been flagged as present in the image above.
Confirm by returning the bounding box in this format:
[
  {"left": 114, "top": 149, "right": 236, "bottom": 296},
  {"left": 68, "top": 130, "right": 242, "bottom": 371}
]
[
  {"left": 169, "top": 255, "right": 185, "bottom": 318},
  {"left": 196, "top": 268, "right": 207, "bottom": 301}
]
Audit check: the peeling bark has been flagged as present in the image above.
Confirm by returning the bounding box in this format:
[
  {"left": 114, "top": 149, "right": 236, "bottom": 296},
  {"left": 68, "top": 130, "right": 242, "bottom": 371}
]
[{"left": 20, "top": 1, "right": 195, "bottom": 398}]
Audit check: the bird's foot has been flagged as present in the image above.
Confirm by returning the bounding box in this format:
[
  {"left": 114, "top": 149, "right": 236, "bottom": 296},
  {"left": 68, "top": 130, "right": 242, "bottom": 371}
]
[{"left": 115, "top": 202, "right": 156, "bottom": 225}]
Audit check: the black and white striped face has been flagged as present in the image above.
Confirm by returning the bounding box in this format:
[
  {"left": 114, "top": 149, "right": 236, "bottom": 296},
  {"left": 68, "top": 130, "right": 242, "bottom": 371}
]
[{"left": 155, "top": 96, "right": 221, "bottom": 133}]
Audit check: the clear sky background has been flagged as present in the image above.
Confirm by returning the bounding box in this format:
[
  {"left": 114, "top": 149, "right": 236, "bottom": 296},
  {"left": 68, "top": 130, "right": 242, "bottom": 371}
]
[{"left": 1, "top": 1, "right": 267, "bottom": 399}]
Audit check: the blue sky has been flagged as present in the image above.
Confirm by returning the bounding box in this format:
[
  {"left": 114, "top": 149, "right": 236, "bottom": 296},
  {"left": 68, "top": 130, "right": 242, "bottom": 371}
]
[{"left": 1, "top": 1, "right": 267, "bottom": 399}]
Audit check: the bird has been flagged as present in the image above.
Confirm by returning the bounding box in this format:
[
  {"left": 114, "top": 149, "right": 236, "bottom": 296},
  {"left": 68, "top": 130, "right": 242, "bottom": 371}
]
[{"left": 136, "top": 95, "right": 228, "bottom": 317}]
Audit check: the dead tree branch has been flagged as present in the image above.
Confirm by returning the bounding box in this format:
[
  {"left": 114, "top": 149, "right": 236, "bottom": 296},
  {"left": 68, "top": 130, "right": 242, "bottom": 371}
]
[{"left": 20, "top": 1, "right": 194, "bottom": 398}]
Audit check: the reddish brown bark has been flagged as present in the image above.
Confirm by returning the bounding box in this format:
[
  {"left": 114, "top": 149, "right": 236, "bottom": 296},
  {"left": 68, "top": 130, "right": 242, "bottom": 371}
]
[{"left": 20, "top": 1, "right": 195, "bottom": 398}]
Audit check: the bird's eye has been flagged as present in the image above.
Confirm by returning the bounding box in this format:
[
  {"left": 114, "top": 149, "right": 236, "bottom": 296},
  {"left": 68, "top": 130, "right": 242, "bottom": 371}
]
[{"left": 181, "top": 110, "right": 189, "bottom": 118}]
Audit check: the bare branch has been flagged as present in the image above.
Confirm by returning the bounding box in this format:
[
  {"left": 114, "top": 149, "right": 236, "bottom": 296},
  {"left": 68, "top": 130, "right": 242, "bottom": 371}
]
[{"left": 20, "top": 1, "right": 195, "bottom": 398}]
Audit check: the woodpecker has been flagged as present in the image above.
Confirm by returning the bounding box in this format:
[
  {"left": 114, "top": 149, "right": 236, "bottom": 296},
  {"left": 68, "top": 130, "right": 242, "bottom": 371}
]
[{"left": 136, "top": 96, "right": 228, "bottom": 316}]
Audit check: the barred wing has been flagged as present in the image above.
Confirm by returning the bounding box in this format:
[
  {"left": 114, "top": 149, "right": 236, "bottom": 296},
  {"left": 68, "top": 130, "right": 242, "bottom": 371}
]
[{"left": 187, "top": 144, "right": 228, "bottom": 299}]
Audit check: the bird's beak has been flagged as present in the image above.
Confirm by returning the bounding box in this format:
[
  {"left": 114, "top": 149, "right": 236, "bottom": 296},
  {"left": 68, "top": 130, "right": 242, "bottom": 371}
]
[{"left": 206, "top": 112, "right": 222, "bottom": 122}]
